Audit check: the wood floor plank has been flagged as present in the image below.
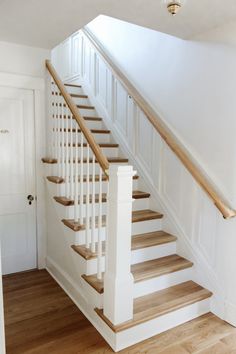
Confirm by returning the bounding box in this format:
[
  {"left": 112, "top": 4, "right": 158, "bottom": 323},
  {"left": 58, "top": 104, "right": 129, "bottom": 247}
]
[{"left": 3, "top": 270, "right": 236, "bottom": 354}]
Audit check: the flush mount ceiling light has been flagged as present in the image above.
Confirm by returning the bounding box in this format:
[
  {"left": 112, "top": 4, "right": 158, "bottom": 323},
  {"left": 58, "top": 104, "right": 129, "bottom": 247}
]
[{"left": 163, "top": 0, "right": 186, "bottom": 16}]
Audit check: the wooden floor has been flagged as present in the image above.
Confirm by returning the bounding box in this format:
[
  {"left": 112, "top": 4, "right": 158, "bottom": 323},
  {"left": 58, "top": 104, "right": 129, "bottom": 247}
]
[{"left": 3, "top": 270, "right": 236, "bottom": 354}]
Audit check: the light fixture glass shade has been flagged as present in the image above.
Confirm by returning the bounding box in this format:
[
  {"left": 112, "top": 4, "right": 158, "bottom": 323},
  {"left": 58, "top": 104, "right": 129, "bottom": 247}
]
[{"left": 162, "top": 0, "right": 186, "bottom": 15}]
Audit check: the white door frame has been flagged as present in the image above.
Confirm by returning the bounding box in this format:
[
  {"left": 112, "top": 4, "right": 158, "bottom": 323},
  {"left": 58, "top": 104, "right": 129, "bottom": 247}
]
[
  {"left": 0, "top": 71, "right": 47, "bottom": 353},
  {"left": 0, "top": 242, "right": 5, "bottom": 354},
  {"left": 0, "top": 72, "right": 47, "bottom": 269}
]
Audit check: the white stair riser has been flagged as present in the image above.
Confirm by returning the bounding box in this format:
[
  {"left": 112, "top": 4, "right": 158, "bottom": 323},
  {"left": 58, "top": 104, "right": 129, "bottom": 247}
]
[
  {"left": 79, "top": 241, "right": 177, "bottom": 275},
  {"left": 73, "top": 228, "right": 107, "bottom": 245},
  {"left": 78, "top": 108, "right": 97, "bottom": 117},
  {"left": 115, "top": 299, "right": 211, "bottom": 352},
  {"left": 64, "top": 86, "right": 84, "bottom": 95},
  {"left": 61, "top": 146, "right": 119, "bottom": 158},
  {"left": 80, "top": 268, "right": 193, "bottom": 307},
  {"left": 132, "top": 218, "right": 163, "bottom": 235},
  {"left": 68, "top": 96, "right": 90, "bottom": 105},
  {"left": 44, "top": 160, "right": 129, "bottom": 175},
  {"left": 131, "top": 241, "right": 176, "bottom": 264},
  {"left": 55, "top": 199, "right": 149, "bottom": 219},
  {"left": 56, "top": 132, "right": 111, "bottom": 144},
  {"left": 46, "top": 179, "right": 111, "bottom": 195},
  {"left": 59, "top": 203, "right": 108, "bottom": 219},
  {"left": 63, "top": 218, "right": 162, "bottom": 245},
  {"left": 134, "top": 267, "right": 193, "bottom": 298},
  {"left": 56, "top": 118, "right": 103, "bottom": 130},
  {"left": 132, "top": 198, "right": 149, "bottom": 211},
  {"left": 46, "top": 179, "right": 140, "bottom": 204}
]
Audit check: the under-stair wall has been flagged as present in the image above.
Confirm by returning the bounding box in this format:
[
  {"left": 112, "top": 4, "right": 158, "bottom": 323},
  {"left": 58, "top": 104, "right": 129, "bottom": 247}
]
[{"left": 50, "top": 24, "right": 236, "bottom": 329}]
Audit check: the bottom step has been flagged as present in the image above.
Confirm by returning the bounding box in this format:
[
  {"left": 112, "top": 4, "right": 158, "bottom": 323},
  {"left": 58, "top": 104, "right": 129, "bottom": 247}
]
[{"left": 95, "top": 281, "right": 212, "bottom": 333}]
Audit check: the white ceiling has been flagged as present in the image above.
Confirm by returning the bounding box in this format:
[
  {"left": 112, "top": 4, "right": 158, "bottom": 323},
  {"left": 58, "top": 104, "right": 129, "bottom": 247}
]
[{"left": 0, "top": 0, "right": 236, "bottom": 49}]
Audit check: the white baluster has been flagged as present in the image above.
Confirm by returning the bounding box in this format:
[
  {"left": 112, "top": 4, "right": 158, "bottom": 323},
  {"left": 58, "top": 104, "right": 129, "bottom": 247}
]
[
  {"left": 50, "top": 81, "right": 55, "bottom": 158},
  {"left": 54, "top": 88, "right": 59, "bottom": 171},
  {"left": 61, "top": 100, "right": 65, "bottom": 180},
  {"left": 65, "top": 107, "right": 70, "bottom": 198},
  {"left": 85, "top": 145, "right": 90, "bottom": 249},
  {"left": 91, "top": 154, "right": 96, "bottom": 253},
  {"left": 74, "top": 125, "right": 79, "bottom": 222},
  {"left": 57, "top": 92, "right": 62, "bottom": 177},
  {"left": 80, "top": 133, "right": 84, "bottom": 226},
  {"left": 70, "top": 112, "right": 74, "bottom": 200},
  {"left": 97, "top": 167, "right": 103, "bottom": 280}
]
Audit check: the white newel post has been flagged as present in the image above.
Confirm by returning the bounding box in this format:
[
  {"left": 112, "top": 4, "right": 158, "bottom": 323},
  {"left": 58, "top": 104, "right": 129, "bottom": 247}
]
[{"left": 104, "top": 165, "right": 135, "bottom": 325}]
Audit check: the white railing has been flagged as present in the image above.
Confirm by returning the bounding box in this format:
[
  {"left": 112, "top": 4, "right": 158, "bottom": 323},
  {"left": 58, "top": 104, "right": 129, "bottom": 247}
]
[{"left": 46, "top": 61, "right": 135, "bottom": 325}]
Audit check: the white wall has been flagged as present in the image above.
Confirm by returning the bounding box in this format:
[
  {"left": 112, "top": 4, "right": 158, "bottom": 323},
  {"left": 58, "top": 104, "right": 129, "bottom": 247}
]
[
  {"left": 0, "top": 40, "right": 50, "bottom": 77},
  {"left": 87, "top": 16, "right": 236, "bottom": 206}
]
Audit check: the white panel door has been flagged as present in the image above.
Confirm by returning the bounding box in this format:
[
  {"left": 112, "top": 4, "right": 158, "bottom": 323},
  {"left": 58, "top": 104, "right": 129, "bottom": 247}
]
[{"left": 0, "top": 87, "right": 36, "bottom": 275}]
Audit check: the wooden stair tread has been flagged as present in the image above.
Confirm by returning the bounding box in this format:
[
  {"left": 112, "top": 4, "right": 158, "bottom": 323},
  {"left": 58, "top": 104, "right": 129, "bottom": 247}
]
[
  {"left": 60, "top": 128, "right": 110, "bottom": 134},
  {"left": 42, "top": 157, "right": 57, "bottom": 164},
  {"left": 53, "top": 103, "right": 95, "bottom": 109},
  {"left": 46, "top": 174, "right": 139, "bottom": 184},
  {"left": 72, "top": 244, "right": 106, "bottom": 260},
  {"left": 62, "top": 209, "right": 162, "bottom": 232},
  {"left": 54, "top": 190, "right": 150, "bottom": 206},
  {"left": 83, "top": 116, "right": 103, "bottom": 121},
  {"left": 72, "top": 231, "right": 177, "bottom": 261},
  {"left": 82, "top": 254, "right": 192, "bottom": 293},
  {"left": 71, "top": 93, "right": 88, "bottom": 98},
  {"left": 131, "top": 254, "right": 193, "bottom": 282},
  {"left": 62, "top": 216, "right": 106, "bottom": 232},
  {"left": 95, "top": 281, "right": 212, "bottom": 332},
  {"left": 53, "top": 114, "right": 102, "bottom": 121},
  {"left": 64, "top": 83, "right": 82, "bottom": 88},
  {"left": 132, "top": 209, "right": 163, "bottom": 222},
  {"left": 46, "top": 176, "right": 64, "bottom": 184},
  {"left": 70, "top": 157, "right": 128, "bottom": 163},
  {"left": 52, "top": 92, "right": 88, "bottom": 99},
  {"left": 73, "top": 231, "right": 177, "bottom": 261},
  {"left": 66, "top": 143, "right": 119, "bottom": 148},
  {"left": 43, "top": 156, "right": 128, "bottom": 164},
  {"left": 77, "top": 104, "right": 95, "bottom": 110},
  {"left": 132, "top": 231, "right": 177, "bottom": 250}
]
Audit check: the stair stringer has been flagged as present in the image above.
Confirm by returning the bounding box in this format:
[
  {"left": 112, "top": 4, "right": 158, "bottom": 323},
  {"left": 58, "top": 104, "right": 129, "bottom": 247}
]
[{"left": 78, "top": 76, "right": 225, "bottom": 321}]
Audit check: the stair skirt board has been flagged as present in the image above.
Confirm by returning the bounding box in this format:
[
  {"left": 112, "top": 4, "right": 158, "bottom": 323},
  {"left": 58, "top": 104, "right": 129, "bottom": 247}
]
[{"left": 46, "top": 256, "right": 210, "bottom": 353}]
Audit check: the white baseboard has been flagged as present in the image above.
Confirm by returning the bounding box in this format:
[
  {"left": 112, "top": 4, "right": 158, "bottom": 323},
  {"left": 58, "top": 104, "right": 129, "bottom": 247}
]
[
  {"left": 225, "top": 300, "right": 236, "bottom": 328},
  {"left": 46, "top": 256, "right": 117, "bottom": 351}
]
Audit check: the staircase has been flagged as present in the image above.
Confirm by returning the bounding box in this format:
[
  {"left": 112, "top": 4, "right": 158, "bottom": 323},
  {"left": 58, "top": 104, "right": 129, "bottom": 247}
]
[{"left": 43, "top": 69, "right": 212, "bottom": 351}]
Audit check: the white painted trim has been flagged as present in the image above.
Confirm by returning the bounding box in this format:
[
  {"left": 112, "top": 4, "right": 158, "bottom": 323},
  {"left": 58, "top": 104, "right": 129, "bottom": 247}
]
[
  {"left": 46, "top": 256, "right": 117, "bottom": 351},
  {"left": 225, "top": 300, "right": 236, "bottom": 327},
  {"left": 115, "top": 298, "right": 211, "bottom": 352},
  {"left": 0, "top": 244, "right": 6, "bottom": 354},
  {"left": 34, "top": 89, "right": 47, "bottom": 269},
  {"left": 0, "top": 72, "right": 47, "bottom": 269},
  {"left": 46, "top": 256, "right": 210, "bottom": 353},
  {"left": 0, "top": 71, "right": 45, "bottom": 90}
]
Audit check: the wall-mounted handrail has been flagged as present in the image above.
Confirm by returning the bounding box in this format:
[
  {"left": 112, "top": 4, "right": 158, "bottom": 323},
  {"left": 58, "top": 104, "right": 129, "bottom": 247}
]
[
  {"left": 82, "top": 27, "right": 236, "bottom": 219},
  {"left": 46, "top": 59, "right": 109, "bottom": 176}
]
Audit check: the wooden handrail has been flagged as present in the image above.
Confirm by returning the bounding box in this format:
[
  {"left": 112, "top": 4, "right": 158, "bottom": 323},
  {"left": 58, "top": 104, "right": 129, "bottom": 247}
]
[
  {"left": 46, "top": 60, "right": 109, "bottom": 175},
  {"left": 82, "top": 27, "right": 236, "bottom": 219}
]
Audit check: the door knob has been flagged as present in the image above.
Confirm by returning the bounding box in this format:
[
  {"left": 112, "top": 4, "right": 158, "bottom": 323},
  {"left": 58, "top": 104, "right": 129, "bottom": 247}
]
[{"left": 27, "top": 195, "right": 34, "bottom": 205}]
